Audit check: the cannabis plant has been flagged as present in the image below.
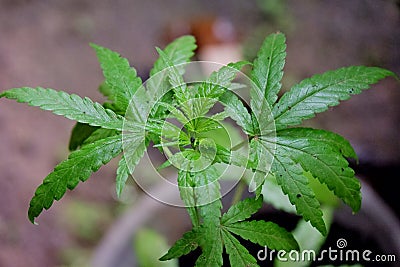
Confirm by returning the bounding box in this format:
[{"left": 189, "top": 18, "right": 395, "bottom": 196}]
[{"left": 0, "top": 33, "right": 395, "bottom": 266}]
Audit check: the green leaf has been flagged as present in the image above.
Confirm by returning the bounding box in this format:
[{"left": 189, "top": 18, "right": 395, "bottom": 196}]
[
  {"left": 1, "top": 87, "right": 124, "bottom": 130},
  {"left": 160, "top": 227, "right": 200, "bottom": 261},
  {"left": 271, "top": 152, "right": 327, "bottom": 235},
  {"left": 221, "top": 229, "right": 259, "bottom": 267},
  {"left": 193, "top": 167, "right": 222, "bottom": 225},
  {"left": 150, "top": 35, "right": 197, "bottom": 76},
  {"left": 116, "top": 156, "right": 130, "bottom": 198},
  {"left": 90, "top": 43, "right": 142, "bottom": 112},
  {"left": 28, "top": 135, "right": 122, "bottom": 223},
  {"left": 220, "top": 91, "right": 254, "bottom": 135},
  {"left": 198, "top": 61, "right": 249, "bottom": 99},
  {"left": 275, "top": 128, "right": 361, "bottom": 212},
  {"left": 221, "top": 196, "right": 263, "bottom": 225},
  {"left": 261, "top": 174, "right": 296, "bottom": 214},
  {"left": 68, "top": 122, "right": 99, "bottom": 151},
  {"left": 273, "top": 66, "right": 395, "bottom": 130},
  {"left": 252, "top": 32, "right": 286, "bottom": 106},
  {"left": 226, "top": 220, "right": 299, "bottom": 251},
  {"left": 195, "top": 225, "right": 223, "bottom": 267},
  {"left": 177, "top": 171, "right": 200, "bottom": 227},
  {"left": 148, "top": 36, "right": 196, "bottom": 119}
]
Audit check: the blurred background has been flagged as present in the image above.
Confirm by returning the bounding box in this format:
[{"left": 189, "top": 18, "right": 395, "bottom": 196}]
[{"left": 0, "top": 0, "right": 399, "bottom": 266}]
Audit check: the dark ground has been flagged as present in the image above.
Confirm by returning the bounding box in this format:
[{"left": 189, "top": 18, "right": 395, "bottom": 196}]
[{"left": 0, "top": 0, "right": 399, "bottom": 266}]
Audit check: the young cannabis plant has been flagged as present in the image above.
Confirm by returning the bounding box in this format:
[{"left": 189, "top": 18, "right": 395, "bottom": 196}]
[{"left": 0, "top": 33, "right": 395, "bottom": 266}]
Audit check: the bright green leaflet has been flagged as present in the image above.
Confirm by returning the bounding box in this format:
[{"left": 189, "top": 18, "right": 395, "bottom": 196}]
[
  {"left": 0, "top": 87, "right": 124, "bottom": 130},
  {"left": 28, "top": 135, "right": 122, "bottom": 223}
]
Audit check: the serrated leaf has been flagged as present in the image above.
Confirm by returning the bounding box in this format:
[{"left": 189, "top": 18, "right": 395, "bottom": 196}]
[
  {"left": 261, "top": 174, "right": 296, "bottom": 214},
  {"left": 275, "top": 128, "right": 361, "bottom": 212},
  {"left": 220, "top": 90, "right": 254, "bottom": 135},
  {"left": 68, "top": 122, "right": 99, "bottom": 151},
  {"left": 178, "top": 171, "right": 200, "bottom": 227},
  {"left": 28, "top": 135, "right": 122, "bottom": 223},
  {"left": 116, "top": 156, "right": 130, "bottom": 198},
  {"left": 148, "top": 36, "right": 196, "bottom": 119},
  {"left": 271, "top": 152, "right": 327, "bottom": 235},
  {"left": 150, "top": 36, "right": 196, "bottom": 76},
  {"left": 91, "top": 43, "right": 142, "bottom": 112},
  {"left": 1, "top": 87, "right": 124, "bottom": 130},
  {"left": 198, "top": 61, "right": 249, "bottom": 98},
  {"left": 221, "top": 229, "right": 259, "bottom": 267},
  {"left": 273, "top": 66, "right": 395, "bottom": 130},
  {"left": 160, "top": 227, "right": 200, "bottom": 261},
  {"left": 221, "top": 196, "right": 263, "bottom": 225},
  {"left": 195, "top": 225, "right": 223, "bottom": 267},
  {"left": 252, "top": 32, "right": 286, "bottom": 106},
  {"left": 226, "top": 220, "right": 299, "bottom": 251}
]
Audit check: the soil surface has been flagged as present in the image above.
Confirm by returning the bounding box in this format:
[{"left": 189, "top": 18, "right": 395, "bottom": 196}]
[{"left": 0, "top": 0, "right": 399, "bottom": 266}]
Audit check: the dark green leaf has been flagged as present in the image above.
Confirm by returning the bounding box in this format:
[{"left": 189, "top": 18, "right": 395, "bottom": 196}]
[
  {"left": 1, "top": 87, "right": 124, "bottom": 130},
  {"left": 275, "top": 128, "right": 360, "bottom": 212},
  {"left": 160, "top": 227, "right": 201, "bottom": 261},
  {"left": 273, "top": 66, "right": 395, "bottom": 130},
  {"left": 195, "top": 225, "right": 223, "bottom": 267},
  {"left": 28, "top": 135, "right": 122, "bottom": 223},
  {"left": 221, "top": 196, "right": 263, "bottom": 225},
  {"left": 271, "top": 151, "right": 327, "bottom": 235},
  {"left": 221, "top": 229, "right": 259, "bottom": 267},
  {"left": 226, "top": 220, "right": 299, "bottom": 251}
]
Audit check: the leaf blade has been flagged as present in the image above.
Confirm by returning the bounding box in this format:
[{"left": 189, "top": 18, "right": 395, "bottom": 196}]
[
  {"left": 221, "top": 229, "right": 259, "bottom": 267},
  {"left": 273, "top": 66, "right": 395, "bottom": 129},
  {"left": 226, "top": 220, "right": 299, "bottom": 251},
  {"left": 91, "top": 43, "right": 142, "bottom": 112},
  {"left": 1, "top": 87, "right": 124, "bottom": 130},
  {"left": 252, "top": 32, "right": 286, "bottom": 106},
  {"left": 221, "top": 196, "right": 263, "bottom": 225},
  {"left": 28, "top": 135, "right": 122, "bottom": 223}
]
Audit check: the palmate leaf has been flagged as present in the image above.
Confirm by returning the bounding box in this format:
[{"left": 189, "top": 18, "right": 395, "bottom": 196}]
[
  {"left": 275, "top": 128, "right": 361, "bottom": 212},
  {"left": 225, "top": 220, "right": 299, "bottom": 251},
  {"left": 0, "top": 87, "right": 124, "bottom": 130},
  {"left": 251, "top": 32, "right": 286, "bottom": 106},
  {"left": 91, "top": 43, "right": 143, "bottom": 113},
  {"left": 273, "top": 66, "right": 395, "bottom": 130},
  {"left": 28, "top": 135, "right": 122, "bottom": 223},
  {"left": 221, "top": 229, "right": 259, "bottom": 267}
]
